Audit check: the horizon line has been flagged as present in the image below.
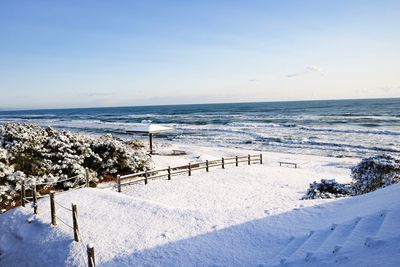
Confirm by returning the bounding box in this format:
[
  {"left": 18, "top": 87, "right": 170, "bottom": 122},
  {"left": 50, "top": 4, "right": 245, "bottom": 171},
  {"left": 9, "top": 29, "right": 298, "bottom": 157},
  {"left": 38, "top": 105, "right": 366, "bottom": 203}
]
[{"left": 1, "top": 96, "right": 399, "bottom": 113}]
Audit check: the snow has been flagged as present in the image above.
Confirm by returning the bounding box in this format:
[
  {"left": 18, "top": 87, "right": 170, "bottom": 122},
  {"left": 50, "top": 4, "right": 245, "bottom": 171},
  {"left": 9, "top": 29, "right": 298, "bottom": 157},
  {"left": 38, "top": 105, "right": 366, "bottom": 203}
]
[
  {"left": 126, "top": 124, "right": 174, "bottom": 134},
  {"left": 1, "top": 144, "right": 399, "bottom": 266}
]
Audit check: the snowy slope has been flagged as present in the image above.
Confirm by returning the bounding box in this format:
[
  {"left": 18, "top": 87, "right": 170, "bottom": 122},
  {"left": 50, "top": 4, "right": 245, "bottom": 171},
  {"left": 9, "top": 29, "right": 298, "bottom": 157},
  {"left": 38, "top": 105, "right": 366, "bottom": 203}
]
[{"left": 0, "top": 147, "right": 399, "bottom": 266}]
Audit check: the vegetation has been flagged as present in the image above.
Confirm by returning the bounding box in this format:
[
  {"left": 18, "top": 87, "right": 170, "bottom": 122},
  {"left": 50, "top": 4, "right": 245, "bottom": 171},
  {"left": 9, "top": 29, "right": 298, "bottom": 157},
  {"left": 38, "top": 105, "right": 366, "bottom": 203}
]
[
  {"left": 0, "top": 123, "right": 153, "bottom": 209},
  {"left": 303, "top": 154, "right": 400, "bottom": 200}
]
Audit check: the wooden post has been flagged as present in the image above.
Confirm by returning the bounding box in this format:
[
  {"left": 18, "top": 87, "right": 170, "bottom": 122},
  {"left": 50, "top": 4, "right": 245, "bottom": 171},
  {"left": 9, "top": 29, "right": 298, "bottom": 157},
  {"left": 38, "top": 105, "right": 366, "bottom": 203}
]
[
  {"left": 21, "top": 182, "right": 26, "bottom": 207},
  {"left": 50, "top": 191, "right": 56, "bottom": 226},
  {"left": 72, "top": 203, "right": 79, "bottom": 242},
  {"left": 149, "top": 133, "right": 153, "bottom": 154},
  {"left": 145, "top": 170, "right": 148, "bottom": 184},
  {"left": 85, "top": 168, "right": 90, "bottom": 188},
  {"left": 279, "top": 162, "right": 282, "bottom": 167},
  {"left": 168, "top": 166, "right": 171, "bottom": 180},
  {"left": 87, "top": 244, "right": 95, "bottom": 267},
  {"left": 188, "top": 163, "right": 192, "bottom": 176},
  {"left": 236, "top": 156, "right": 238, "bottom": 167},
  {"left": 32, "top": 185, "right": 38, "bottom": 214},
  {"left": 260, "top": 153, "right": 263, "bottom": 164},
  {"left": 222, "top": 157, "right": 225, "bottom": 169},
  {"left": 206, "top": 160, "right": 209, "bottom": 172},
  {"left": 248, "top": 154, "right": 251, "bottom": 165},
  {"left": 117, "top": 175, "right": 121, "bottom": 193}
]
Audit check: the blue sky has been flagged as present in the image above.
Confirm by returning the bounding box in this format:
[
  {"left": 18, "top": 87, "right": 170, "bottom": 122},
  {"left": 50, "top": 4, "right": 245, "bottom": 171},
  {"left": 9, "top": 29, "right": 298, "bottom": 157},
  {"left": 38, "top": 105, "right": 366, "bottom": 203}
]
[{"left": 0, "top": 0, "right": 399, "bottom": 109}]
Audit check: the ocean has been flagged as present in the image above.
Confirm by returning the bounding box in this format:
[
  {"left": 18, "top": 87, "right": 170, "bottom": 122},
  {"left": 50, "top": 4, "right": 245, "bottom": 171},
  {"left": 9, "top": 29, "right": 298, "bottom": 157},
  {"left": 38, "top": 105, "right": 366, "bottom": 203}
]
[{"left": 1, "top": 98, "right": 399, "bottom": 157}]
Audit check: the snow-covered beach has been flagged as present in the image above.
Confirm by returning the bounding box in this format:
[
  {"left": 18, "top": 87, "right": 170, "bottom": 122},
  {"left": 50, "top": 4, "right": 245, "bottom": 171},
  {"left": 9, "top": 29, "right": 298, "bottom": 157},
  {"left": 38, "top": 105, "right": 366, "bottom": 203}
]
[
  {"left": 2, "top": 0, "right": 400, "bottom": 265},
  {"left": 1, "top": 142, "right": 399, "bottom": 266}
]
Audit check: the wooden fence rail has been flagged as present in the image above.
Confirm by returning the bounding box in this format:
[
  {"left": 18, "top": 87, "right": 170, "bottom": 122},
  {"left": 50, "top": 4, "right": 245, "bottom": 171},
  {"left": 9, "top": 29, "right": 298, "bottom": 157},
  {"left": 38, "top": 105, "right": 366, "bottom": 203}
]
[{"left": 117, "top": 154, "right": 263, "bottom": 192}]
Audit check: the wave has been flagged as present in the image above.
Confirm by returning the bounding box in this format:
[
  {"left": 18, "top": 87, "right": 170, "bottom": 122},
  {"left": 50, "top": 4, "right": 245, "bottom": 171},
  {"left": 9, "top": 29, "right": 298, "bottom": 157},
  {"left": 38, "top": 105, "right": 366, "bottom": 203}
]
[{"left": 299, "top": 126, "right": 400, "bottom": 136}]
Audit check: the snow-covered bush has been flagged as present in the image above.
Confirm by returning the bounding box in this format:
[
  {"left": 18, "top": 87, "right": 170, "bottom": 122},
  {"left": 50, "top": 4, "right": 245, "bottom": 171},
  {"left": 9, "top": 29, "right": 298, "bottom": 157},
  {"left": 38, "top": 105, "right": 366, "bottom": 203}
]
[
  {"left": 302, "top": 179, "right": 352, "bottom": 199},
  {"left": 303, "top": 154, "right": 400, "bottom": 200},
  {"left": 0, "top": 123, "right": 153, "bottom": 209},
  {"left": 351, "top": 154, "right": 400, "bottom": 195}
]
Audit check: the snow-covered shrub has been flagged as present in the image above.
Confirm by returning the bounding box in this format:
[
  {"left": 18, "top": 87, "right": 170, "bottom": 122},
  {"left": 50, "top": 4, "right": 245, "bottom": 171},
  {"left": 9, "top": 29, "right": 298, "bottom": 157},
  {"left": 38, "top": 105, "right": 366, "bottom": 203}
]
[
  {"left": 351, "top": 154, "right": 400, "bottom": 195},
  {"left": 0, "top": 123, "right": 153, "bottom": 209},
  {"left": 302, "top": 179, "right": 352, "bottom": 199},
  {"left": 126, "top": 139, "right": 146, "bottom": 150}
]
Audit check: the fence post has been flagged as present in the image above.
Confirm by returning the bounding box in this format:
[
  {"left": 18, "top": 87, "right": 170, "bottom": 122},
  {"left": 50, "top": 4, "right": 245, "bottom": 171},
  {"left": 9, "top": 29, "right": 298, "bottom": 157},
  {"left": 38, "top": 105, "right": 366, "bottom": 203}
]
[
  {"left": 167, "top": 166, "right": 171, "bottom": 180},
  {"left": 188, "top": 163, "right": 192, "bottom": 176},
  {"left": 85, "top": 168, "right": 90, "bottom": 188},
  {"left": 236, "top": 156, "right": 238, "bottom": 167},
  {"left": 248, "top": 154, "right": 251, "bottom": 165},
  {"left": 117, "top": 175, "right": 121, "bottom": 193},
  {"left": 87, "top": 244, "right": 95, "bottom": 267},
  {"left": 145, "top": 170, "right": 148, "bottom": 184},
  {"left": 50, "top": 191, "right": 56, "bottom": 226},
  {"left": 260, "top": 153, "right": 263, "bottom": 164},
  {"left": 32, "top": 184, "right": 38, "bottom": 214},
  {"left": 21, "top": 181, "right": 26, "bottom": 207},
  {"left": 72, "top": 203, "right": 79, "bottom": 242},
  {"left": 222, "top": 157, "right": 225, "bottom": 169},
  {"left": 206, "top": 160, "right": 209, "bottom": 172}
]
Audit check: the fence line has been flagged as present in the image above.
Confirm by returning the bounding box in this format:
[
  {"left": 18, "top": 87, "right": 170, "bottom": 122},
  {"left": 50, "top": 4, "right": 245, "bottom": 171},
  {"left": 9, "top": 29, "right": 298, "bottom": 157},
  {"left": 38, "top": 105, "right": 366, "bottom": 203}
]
[
  {"left": 23, "top": 189, "right": 94, "bottom": 266},
  {"left": 117, "top": 154, "right": 263, "bottom": 192},
  {"left": 11, "top": 154, "right": 263, "bottom": 265}
]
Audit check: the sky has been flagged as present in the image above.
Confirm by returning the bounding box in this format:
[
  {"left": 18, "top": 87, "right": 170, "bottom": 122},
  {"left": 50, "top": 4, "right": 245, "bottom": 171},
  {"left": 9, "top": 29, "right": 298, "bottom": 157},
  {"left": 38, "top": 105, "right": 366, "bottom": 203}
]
[{"left": 0, "top": 0, "right": 399, "bottom": 110}]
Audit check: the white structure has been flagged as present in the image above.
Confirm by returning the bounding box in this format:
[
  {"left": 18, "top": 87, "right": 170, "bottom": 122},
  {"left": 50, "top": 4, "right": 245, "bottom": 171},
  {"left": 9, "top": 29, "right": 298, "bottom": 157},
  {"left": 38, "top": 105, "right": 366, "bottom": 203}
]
[{"left": 126, "top": 124, "right": 174, "bottom": 154}]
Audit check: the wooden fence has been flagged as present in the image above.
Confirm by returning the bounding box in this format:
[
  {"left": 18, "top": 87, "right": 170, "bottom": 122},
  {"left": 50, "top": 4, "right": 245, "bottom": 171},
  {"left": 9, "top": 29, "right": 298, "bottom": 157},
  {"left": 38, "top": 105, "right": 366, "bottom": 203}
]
[
  {"left": 116, "top": 154, "right": 263, "bottom": 192},
  {"left": 9, "top": 154, "right": 264, "bottom": 265},
  {"left": 18, "top": 178, "right": 96, "bottom": 267}
]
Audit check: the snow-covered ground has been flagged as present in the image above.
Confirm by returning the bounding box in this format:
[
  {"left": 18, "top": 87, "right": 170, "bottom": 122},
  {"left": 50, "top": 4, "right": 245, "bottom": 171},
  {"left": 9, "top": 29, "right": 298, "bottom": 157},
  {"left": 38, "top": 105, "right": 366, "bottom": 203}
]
[{"left": 0, "top": 143, "right": 399, "bottom": 266}]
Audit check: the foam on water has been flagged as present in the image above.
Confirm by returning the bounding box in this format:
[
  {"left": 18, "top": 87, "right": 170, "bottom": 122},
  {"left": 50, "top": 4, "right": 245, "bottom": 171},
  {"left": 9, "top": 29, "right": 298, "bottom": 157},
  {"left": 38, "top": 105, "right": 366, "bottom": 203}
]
[{"left": 1, "top": 98, "right": 399, "bottom": 157}]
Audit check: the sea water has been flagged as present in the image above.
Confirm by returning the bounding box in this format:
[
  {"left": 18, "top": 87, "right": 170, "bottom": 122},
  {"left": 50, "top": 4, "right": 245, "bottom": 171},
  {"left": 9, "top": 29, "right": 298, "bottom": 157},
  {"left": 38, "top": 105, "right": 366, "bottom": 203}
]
[{"left": 1, "top": 98, "right": 399, "bottom": 157}]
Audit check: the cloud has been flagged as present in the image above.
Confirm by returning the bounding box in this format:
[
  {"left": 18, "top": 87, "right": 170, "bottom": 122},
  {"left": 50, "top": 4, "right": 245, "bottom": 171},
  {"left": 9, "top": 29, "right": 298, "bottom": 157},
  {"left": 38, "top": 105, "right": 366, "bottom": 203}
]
[
  {"left": 358, "top": 86, "right": 400, "bottom": 94},
  {"left": 84, "top": 92, "right": 116, "bottom": 97},
  {"left": 248, "top": 79, "right": 258, "bottom": 82},
  {"left": 286, "top": 65, "right": 324, "bottom": 78},
  {"left": 377, "top": 86, "right": 400, "bottom": 93}
]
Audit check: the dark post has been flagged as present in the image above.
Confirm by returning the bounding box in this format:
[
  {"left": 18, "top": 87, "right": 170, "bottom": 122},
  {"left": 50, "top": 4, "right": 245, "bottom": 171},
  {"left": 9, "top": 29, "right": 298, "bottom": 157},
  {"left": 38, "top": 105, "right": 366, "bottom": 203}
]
[
  {"left": 85, "top": 168, "right": 90, "bottom": 188},
  {"left": 21, "top": 182, "right": 26, "bottom": 207},
  {"left": 168, "top": 166, "right": 171, "bottom": 180},
  {"left": 117, "top": 175, "right": 121, "bottom": 193},
  {"left": 248, "top": 154, "right": 251, "bottom": 165},
  {"left": 32, "top": 184, "right": 38, "bottom": 214},
  {"left": 50, "top": 191, "right": 56, "bottom": 226},
  {"left": 222, "top": 157, "right": 225, "bottom": 169},
  {"left": 206, "top": 160, "right": 209, "bottom": 172},
  {"left": 145, "top": 170, "right": 148, "bottom": 184},
  {"left": 235, "top": 156, "right": 238, "bottom": 167},
  {"left": 149, "top": 133, "right": 153, "bottom": 154},
  {"left": 260, "top": 153, "right": 263, "bottom": 164},
  {"left": 72, "top": 203, "right": 79, "bottom": 242},
  {"left": 188, "top": 163, "right": 192, "bottom": 176},
  {"left": 87, "top": 244, "right": 95, "bottom": 267}
]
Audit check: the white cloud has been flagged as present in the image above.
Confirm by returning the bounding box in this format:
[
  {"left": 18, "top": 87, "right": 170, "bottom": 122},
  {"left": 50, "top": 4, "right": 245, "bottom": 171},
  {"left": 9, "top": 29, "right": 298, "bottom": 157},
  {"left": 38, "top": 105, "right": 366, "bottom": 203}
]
[
  {"left": 84, "top": 92, "right": 116, "bottom": 97},
  {"left": 286, "top": 65, "right": 324, "bottom": 78}
]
